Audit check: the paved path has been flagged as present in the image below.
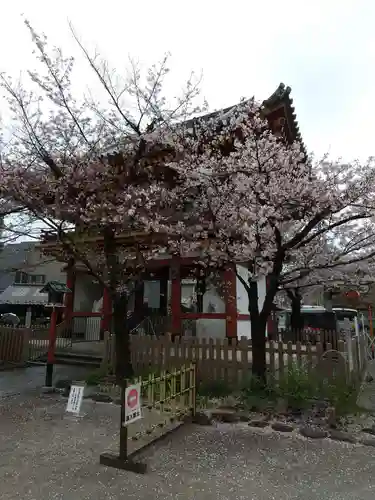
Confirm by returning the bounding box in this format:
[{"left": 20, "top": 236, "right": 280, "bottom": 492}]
[
  {"left": 0, "top": 365, "right": 92, "bottom": 398},
  {"left": 1, "top": 393, "right": 375, "bottom": 499}
]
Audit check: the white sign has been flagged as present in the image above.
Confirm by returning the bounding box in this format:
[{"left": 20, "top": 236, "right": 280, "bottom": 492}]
[
  {"left": 123, "top": 383, "right": 142, "bottom": 425},
  {"left": 66, "top": 385, "right": 85, "bottom": 415}
]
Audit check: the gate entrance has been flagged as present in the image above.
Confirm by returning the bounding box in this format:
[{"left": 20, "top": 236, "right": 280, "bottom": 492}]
[{"left": 100, "top": 363, "right": 196, "bottom": 473}]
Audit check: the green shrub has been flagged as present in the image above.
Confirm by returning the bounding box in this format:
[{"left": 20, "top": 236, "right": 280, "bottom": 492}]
[
  {"left": 276, "top": 364, "right": 317, "bottom": 410},
  {"left": 196, "top": 394, "right": 210, "bottom": 410},
  {"left": 85, "top": 368, "right": 109, "bottom": 386},
  {"left": 198, "top": 379, "right": 233, "bottom": 398},
  {"left": 240, "top": 373, "right": 277, "bottom": 410},
  {"left": 320, "top": 377, "right": 358, "bottom": 417}
]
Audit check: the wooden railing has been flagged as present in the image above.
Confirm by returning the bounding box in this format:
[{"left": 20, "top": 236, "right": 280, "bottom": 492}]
[
  {"left": 102, "top": 332, "right": 368, "bottom": 384},
  {"left": 0, "top": 327, "right": 29, "bottom": 365}
]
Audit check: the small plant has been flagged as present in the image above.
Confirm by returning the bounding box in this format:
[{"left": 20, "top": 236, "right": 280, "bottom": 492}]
[
  {"left": 85, "top": 368, "right": 109, "bottom": 386},
  {"left": 321, "top": 377, "right": 359, "bottom": 417},
  {"left": 197, "top": 394, "right": 210, "bottom": 410},
  {"left": 240, "top": 374, "right": 277, "bottom": 410},
  {"left": 198, "top": 379, "right": 233, "bottom": 398},
  {"left": 276, "top": 363, "right": 317, "bottom": 410}
]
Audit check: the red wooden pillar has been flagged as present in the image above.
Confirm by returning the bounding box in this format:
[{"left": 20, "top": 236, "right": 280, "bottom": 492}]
[
  {"left": 224, "top": 266, "right": 237, "bottom": 339},
  {"left": 101, "top": 287, "right": 112, "bottom": 338},
  {"left": 159, "top": 268, "right": 168, "bottom": 315},
  {"left": 45, "top": 307, "right": 58, "bottom": 387},
  {"left": 171, "top": 259, "right": 181, "bottom": 336}
]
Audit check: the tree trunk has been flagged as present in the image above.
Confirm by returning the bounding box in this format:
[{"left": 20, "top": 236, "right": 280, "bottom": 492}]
[
  {"left": 248, "top": 280, "right": 267, "bottom": 381},
  {"left": 103, "top": 226, "right": 134, "bottom": 384},
  {"left": 249, "top": 269, "right": 281, "bottom": 382},
  {"left": 113, "top": 293, "right": 133, "bottom": 382},
  {"left": 251, "top": 317, "right": 268, "bottom": 381},
  {"left": 287, "top": 289, "right": 303, "bottom": 331}
]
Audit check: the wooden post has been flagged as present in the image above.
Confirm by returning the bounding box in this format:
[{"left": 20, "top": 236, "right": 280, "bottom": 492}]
[
  {"left": 25, "top": 307, "right": 32, "bottom": 328},
  {"left": 224, "top": 266, "right": 237, "bottom": 339},
  {"left": 21, "top": 328, "right": 30, "bottom": 363},
  {"left": 171, "top": 259, "right": 181, "bottom": 336}
]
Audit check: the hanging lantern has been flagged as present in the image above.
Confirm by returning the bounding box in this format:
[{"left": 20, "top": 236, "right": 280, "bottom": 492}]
[{"left": 345, "top": 290, "right": 360, "bottom": 300}]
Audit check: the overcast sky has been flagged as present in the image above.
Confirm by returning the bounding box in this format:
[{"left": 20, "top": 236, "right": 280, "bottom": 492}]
[{"left": 1, "top": 0, "right": 374, "bottom": 162}]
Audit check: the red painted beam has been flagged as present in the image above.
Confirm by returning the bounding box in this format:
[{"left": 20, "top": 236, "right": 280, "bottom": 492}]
[
  {"left": 224, "top": 267, "right": 237, "bottom": 338},
  {"left": 180, "top": 313, "right": 227, "bottom": 320},
  {"left": 171, "top": 259, "right": 181, "bottom": 334}
]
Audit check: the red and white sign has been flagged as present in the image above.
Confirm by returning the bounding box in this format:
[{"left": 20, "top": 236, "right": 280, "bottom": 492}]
[{"left": 124, "top": 383, "right": 142, "bottom": 425}]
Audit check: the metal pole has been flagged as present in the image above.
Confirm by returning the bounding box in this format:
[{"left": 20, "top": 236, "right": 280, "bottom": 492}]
[{"left": 119, "top": 383, "right": 128, "bottom": 460}]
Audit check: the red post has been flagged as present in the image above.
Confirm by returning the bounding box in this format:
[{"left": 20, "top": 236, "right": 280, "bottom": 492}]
[
  {"left": 45, "top": 307, "right": 58, "bottom": 387},
  {"left": 224, "top": 267, "right": 237, "bottom": 339},
  {"left": 171, "top": 259, "right": 181, "bottom": 335},
  {"left": 101, "top": 287, "right": 112, "bottom": 338}
]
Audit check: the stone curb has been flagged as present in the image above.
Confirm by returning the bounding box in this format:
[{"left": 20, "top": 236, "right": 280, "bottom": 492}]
[
  {"left": 204, "top": 408, "right": 374, "bottom": 448},
  {"left": 361, "top": 427, "right": 375, "bottom": 436},
  {"left": 328, "top": 430, "right": 356, "bottom": 444},
  {"left": 90, "top": 393, "right": 113, "bottom": 403},
  {"left": 248, "top": 420, "right": 269, "bottom": 428},
  {"left": 299, "top": 426, "right": 328, "bottom": 439},
  {"left": 210, "top": 410, "right": 240, "bottom": 423},
  {"left": 192, "top": 411, "right": 214, "bottom": 426},
  {"left": 359, "top": 437, "right": 375, "bottom": 447},
  {"left": 271, "top": 422, "right": 294, "bottom": 433}
]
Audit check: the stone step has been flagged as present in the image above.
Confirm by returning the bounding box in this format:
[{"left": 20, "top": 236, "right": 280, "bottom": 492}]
[{"left": 38, "top": 351, "right": 102, "bottom": 368}]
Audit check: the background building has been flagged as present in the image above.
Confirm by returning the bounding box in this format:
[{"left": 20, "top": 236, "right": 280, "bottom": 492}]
[{"left": 0, "top": 242, "right": 65, "bottom": 325}]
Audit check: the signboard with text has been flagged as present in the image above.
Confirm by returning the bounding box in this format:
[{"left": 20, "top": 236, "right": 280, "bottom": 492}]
[
  {"left": 123, "top": 383, "right": 142, "bottom": 425},
  {"left": 66, "top": 384, "right": 85, "bottom": 415}
]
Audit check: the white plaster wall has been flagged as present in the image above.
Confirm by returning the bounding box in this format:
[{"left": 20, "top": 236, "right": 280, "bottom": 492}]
[
  {"left": 73, "top": 273, "right": 102, "bottom": 312},
  {"left": 181, "top": 279, "right": 225, "bottom": 314},
  {"left": 202, "top": 284, "right": 225, "bottom": 313},
  {"left": 196, "top": 319, "right": 226, "bottom": 339},
  {"left": 144, "top": 280, "right": 161, "bottom": 309},
  {"left": 236, "top": 264, "right": 267, "bottom": 339}
]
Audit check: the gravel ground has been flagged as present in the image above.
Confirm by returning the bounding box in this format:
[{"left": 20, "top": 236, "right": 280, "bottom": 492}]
[
  {"left": 0, "top": 365, "right": 93, "bottom": 398},
  {"left": 1, "top": 393, "right": 375, "bottom": 499}
]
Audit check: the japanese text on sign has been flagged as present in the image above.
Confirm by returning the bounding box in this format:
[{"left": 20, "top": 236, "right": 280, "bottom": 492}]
[
  {"left": 66, "top": 385, "right": 84, "bottom": 414},
  {"left": 124, "top": 383, "right": 142, "bottom": 425}
]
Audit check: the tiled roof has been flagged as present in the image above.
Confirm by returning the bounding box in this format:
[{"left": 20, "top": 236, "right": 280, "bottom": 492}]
[
  {"left": 0, "top": 284, "right": 48, "bottom": 305},
  {"left": 262, "top": 83, "right": 306, "bottom": 155}
]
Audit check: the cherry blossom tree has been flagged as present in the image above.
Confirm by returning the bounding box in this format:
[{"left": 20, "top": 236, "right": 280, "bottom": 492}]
[
  {"left": 279, "top": 222, "right": 375, "bottom": 329},
  {"left": 156, "top": 100, "right": 375, "bottom": 379},
  {"left": 0, "top": 20, "right": 205, "bottom": 381},
  {"left": 3, "top": 22, "right": 375, "bottom": 384}
]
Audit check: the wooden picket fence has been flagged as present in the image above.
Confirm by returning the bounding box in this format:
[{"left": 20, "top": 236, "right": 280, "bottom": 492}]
[
  {"left": 0, "top": 327, "right": 29, "bottom": 365},
  {"left": 102, "top": 333, "right": 367, "bottom": 385},
  {"left": 0, "top": 325, "right": 50, "bottom": 365}
]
